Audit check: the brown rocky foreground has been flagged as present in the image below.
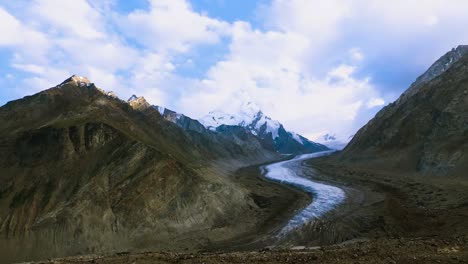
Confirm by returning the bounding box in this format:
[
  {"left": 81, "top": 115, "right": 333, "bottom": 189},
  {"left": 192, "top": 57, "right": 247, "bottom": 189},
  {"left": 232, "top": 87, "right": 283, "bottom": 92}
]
[
  {"left": 25, "top": 236, "right": 467, "bottom": 264},
  {"left": 23, "top": 155, "right": 468, "bottom": 264}
]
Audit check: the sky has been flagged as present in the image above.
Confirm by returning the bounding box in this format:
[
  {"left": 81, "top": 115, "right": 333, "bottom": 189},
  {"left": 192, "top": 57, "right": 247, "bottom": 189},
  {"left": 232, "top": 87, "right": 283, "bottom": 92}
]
[{"left": 0, "top": 0, "right": 467, "bottom": 141}]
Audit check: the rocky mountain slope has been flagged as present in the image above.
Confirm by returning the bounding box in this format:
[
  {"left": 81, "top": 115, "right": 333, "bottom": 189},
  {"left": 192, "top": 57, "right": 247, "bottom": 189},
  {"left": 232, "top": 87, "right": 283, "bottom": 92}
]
[
  {"left": 137, "top": 99, "right": 278, "bottom": 154},
  {"left": 151, "top": 103, "right": 207, "bottom": 134},
  {"left": 337, "top": 46, "right": 468, "bottom": 177},
  {"left": 200, "top": 101, "right": 328, "bottom": 154},
  {"left": 0, "top": 76, "right": 281, "bottom": 262}
]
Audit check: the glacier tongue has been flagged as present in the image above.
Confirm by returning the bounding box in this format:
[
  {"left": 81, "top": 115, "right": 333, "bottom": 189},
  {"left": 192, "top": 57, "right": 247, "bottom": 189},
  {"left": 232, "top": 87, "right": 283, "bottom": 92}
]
[{"left": 262, "top": 151, "right": 345, "bottom": 235}]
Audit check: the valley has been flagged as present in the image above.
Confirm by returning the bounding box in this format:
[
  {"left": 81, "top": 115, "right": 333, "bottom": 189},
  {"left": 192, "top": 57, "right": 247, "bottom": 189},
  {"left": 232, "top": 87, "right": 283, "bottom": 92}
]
[
  {"left": 1, "top": 45, "right": 468, "bottom": 263},
  {"left": 262, "top": 151, "right": 345, "bottom": 235},
  {"left": 26, "top": 152, "right": 468, "bottom": 263}
]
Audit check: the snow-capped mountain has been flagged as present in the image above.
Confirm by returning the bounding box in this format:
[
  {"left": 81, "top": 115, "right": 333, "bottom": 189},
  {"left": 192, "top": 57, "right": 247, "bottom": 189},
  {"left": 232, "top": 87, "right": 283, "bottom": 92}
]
[
  {"left": 127, "top": 95, "right": 280, "bottom": 156},
  {"left": 201, "top": 102, "right": 281, "bottom": 137},
  {"left": 200, "top": 102, "right": 328, "bottom": 154},
  {"left": 314, "top": 133, "right": 351, "bottom": 150}
]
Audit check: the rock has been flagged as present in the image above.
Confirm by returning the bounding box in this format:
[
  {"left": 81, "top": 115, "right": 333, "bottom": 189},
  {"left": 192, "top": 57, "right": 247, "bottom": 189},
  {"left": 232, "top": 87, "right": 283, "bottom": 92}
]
[
  {"left": 338, "top": 46, "right": 468, "bottom": 178},
  {"left": 291, "top": 246, "right": 306, "bottom": 250}
]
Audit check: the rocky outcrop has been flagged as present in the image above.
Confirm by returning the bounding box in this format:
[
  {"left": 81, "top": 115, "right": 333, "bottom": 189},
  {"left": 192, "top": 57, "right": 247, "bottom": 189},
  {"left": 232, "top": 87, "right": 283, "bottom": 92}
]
[
  {"left": 127, "top": 95, "right": 151, "bottom": 111},
  {"left": 411, "top": 46, "right": 468, "bottom": 87},
  {"left": 274, "top": 125, "right": 329, "bottom": 154},
  {"left": 155, "top": 105, "right": 207, "bottom": 134},
  {"left": 338, "top": 47, "right": 468, "bottom": 177}
]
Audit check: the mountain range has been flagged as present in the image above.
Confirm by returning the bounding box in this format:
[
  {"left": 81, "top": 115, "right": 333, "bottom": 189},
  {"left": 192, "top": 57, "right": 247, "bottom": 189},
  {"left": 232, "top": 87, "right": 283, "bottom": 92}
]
[
  {"left": 124, "top": 96, "right": 328, "bottom": 154},
  {"left": 0, "top": 75, "right": 285, "bottom": 262},
  {"left": 1, "top": 45, "right": 467, "bottom": 262},
  {"left": 199, "top": 101, "right": 328, "bottom": 154}
]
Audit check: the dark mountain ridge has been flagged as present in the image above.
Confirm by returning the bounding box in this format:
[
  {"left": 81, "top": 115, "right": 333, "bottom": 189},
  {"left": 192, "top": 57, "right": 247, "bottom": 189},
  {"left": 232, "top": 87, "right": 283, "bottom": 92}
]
[
  {"left": 151, "top": 103, "right": 278, "bottom": 153},
  {"left": 337, "top": 46, "right": 468, "bottom": 177},
  {"left": 0, "top": 76, "right": 280, "bottom": 262}
]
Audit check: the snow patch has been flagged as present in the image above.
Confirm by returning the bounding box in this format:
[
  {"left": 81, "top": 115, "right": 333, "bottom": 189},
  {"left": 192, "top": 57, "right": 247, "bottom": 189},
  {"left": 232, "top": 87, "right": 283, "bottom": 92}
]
[
  {"left": 290, "top": 132, "right": 304, "bottom": 145},
  {"left": 156, "top": 106, "right": 165, "bottom": 115}
]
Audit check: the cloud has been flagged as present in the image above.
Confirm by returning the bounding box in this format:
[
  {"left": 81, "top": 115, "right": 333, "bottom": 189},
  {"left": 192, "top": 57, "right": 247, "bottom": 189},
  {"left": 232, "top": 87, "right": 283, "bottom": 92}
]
[
  {"left": 349, "top": 48, "right": 364, "bottom": 61},
  {"left": 175, "top": 22, "right": 379, "bottom": 139},
  {"left": 366, "top": 98, "right": 385, "bottom": 108},
  {"left": 0, "top": 7, "right": 50, "bottom": 62},
  {"left": 29, "top": 0, "right": 105, "bottom": 39},
  {"left": 120, "top": 0, "right": 230, "bottom": 53},
  {"left": 2, "top": 0, "right": 468, "bottom": 140}
]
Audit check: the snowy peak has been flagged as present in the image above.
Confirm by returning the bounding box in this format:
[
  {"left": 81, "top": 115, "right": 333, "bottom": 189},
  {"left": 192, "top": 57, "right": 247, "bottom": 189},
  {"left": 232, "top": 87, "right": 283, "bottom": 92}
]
[
  {"left": 199, "top": 101, "right": 329, "bottom": 154},
  {"left": 69, "top": 75, "right": 91, "bottom": 84},
  {"left": 248, "top": 112, "right": 281, "bottom": 139},
  {"left": 202, "top": 111, "right": 242, "bottom": 128},
  {"left": 201, "top": 101, "right": 265, "bottom": 130},
  {"left": 200, "top": 107, "right": 280, "bottom": 140},
  {"left": 315, "top": 133, "right": 351, "bottom": 150},
  {"left": 58, "top": 75, "right": 94, "bottom": 88}
]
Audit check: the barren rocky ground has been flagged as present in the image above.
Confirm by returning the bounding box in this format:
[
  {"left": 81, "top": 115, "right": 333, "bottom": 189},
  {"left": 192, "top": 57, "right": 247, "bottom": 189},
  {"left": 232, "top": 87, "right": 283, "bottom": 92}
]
[{"left": 23, "top": 156, "right": 468, "bottom": 264}]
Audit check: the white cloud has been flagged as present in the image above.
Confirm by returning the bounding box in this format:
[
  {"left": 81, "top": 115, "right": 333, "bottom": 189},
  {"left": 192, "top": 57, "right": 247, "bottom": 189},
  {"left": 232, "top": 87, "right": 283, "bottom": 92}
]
[
  {"left": 264, "top": 0, "right": 350, "bottom": 39},
  {"left": 30, "top": 0, "right": 105, "bottom": 39},
  {"left": 2, "top": 0, "right": 468, "bottom": 140},
  {"left": 0, "top": 8, "right": 23, "bottom": 45},
  {"left": 0, "top": 7, "right": 50, "bottom": 62},
  {"left": 366, "top": 98, "right": 385, "bottom": 108},
  {"left": 349, "top": 48, "right": 364, "bottom": 61},
  {"left": 12, "top": 63, "right": 46, "bottom": 75},
  {"left": 120, "top": 0, "right": 230, "bottom": 53},
  {"left": 175, "top": 23, "right": 379, "bottom": 139}
]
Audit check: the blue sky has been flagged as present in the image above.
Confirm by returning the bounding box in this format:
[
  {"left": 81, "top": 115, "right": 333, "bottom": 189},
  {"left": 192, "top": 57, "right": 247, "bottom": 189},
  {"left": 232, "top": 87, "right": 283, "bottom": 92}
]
[{"left": 1, "top": 0, "right": 467, "bottom": 140}]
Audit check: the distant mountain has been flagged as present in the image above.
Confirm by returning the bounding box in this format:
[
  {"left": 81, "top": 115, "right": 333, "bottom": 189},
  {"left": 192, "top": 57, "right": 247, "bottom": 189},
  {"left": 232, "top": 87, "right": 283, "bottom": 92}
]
[
  {"left": 0, "top": 76, "right": 279, "bottom": 262},
  {"left": 315, "top": 133, "right": 350, "bottom": 150},
  {"left": 200, "top": 101, "right": 328, "bottom": 154},
  {"left": 127, "top": 97, "right": 278, "bottom": 154},
  {"left": 338, "top": 46, "right": 468, "bottom": 177}
]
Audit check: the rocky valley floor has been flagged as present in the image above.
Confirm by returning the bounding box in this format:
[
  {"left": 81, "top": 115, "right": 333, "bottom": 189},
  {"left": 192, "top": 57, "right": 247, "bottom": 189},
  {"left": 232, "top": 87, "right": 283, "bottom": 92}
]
[
  {"left": 21, "top": 156, "right": 468, "bottom": 264},
  {"left": 24, "top": 237, "right": 468, "bottom": 263}
]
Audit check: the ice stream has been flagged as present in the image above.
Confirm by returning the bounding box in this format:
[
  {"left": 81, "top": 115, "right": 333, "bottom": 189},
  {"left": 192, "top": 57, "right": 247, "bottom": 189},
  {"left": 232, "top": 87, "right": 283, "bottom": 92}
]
[{"left": 262, "top": 151, "right": 345, "bottom": 235}]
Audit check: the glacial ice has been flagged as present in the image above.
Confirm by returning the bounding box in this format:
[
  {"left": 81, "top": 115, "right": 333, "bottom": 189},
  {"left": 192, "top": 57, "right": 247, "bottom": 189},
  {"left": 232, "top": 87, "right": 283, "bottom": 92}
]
[{"left": 263, "top": 151, "right": 345, "bottom": 235}]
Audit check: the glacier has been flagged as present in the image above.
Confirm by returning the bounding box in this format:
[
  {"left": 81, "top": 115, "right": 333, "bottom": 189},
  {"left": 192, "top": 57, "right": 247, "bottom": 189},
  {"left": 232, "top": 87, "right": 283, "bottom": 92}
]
[{"left": 262, "top": 151, "right": 345, "bottom": 235}]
